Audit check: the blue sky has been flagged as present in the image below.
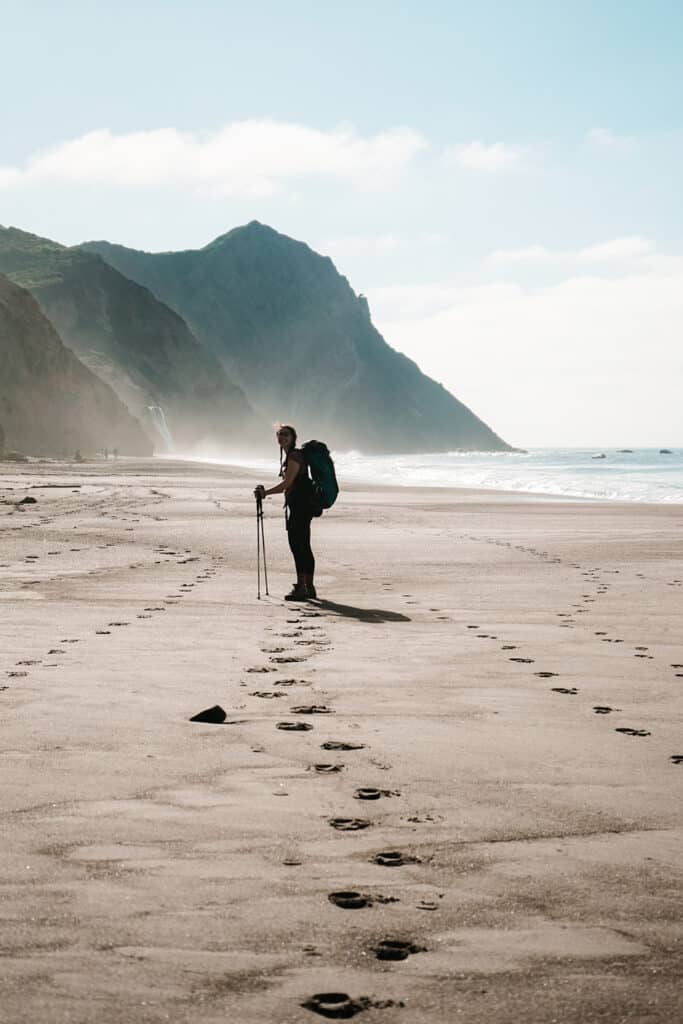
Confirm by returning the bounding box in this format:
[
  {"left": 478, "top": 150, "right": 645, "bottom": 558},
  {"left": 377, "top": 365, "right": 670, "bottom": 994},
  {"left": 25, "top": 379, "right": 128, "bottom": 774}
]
[{"left": 2, "top": 1, "right": 682, "bottom": 445}]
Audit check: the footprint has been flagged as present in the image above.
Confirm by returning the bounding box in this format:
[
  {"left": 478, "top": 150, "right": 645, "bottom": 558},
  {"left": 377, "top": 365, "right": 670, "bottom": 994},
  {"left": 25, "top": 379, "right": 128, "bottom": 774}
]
[
  {"left": 375, "top": 939, "right": 424, "bottom": 961},
  {"left": 301, "top": 993, "right": 366, "bottom": 1019},
  {"left": 510, "top": 657, "right": 534, "bottom": 664},
  {"left": 291, "top": 705, "right": 333, "bottom": 714},
  {"left": 329, "top": 818, "right": 371, "bottom": 831},
  {"left": 276, "top": 721, "right": 313, "bottom": 732},
  {"left": 328, "top": 891, "right": 369, "bottom": 909},
  {"left": 47, "top": 649, "right": 65, "bottom": 655},
  {"left": 615, "top": 727, "right": 651, "bottom": 737},
  {"left": 593, "top": 706, "right": 618, "bottom": 715},
  {"left": 273, "top": 678, "right": 309, "bottom": 687},
  {"left": 250, "top": 691, "right": 286, "bottom": 699},
  {"left": 535, "top": 671, "right": 558, "bottom": 678},
  {"left": 7, "top": 670, "right": 28, "bottom": 678},
  {"left": 355, "top": 787, "right": 399, "bottom": 800},
  {"left": 502, "top": 645, "right": 517, "bottom": 651},
  {"left": 271, "top": 656, "right": 305, "bottom": 664},
  {"left": 16, "top": 659, "right": 40, "bottom": 666},
  {"left": 95, "top": 630, "right": 111, "bottom": 635},
  {"left": 552, "top": 687, "right": 578, "bottom": 695},
  {"left": 670, "top": 755, "right": 683, "bottom": 765},
  {"left": 310, "top": 764, "right": 344, "bottom": 773},
  {"left": 321, "top": 741, "right": 366, "bottom": 751},
  {"left": 107, "top": 622, "right": 129, "bottom": 627},
  {"left": 373, "top": 851, "right": 418, "bottom": 867},
  {"left": 246, "top": 666, "right": 277, "bottom": 674}
]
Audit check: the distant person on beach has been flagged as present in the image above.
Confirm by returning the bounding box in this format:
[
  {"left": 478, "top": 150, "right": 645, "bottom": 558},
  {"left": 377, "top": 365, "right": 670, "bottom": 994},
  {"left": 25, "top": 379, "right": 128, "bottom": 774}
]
[{"left": 254, "top": 424, "right": 317, "bottom": 601}]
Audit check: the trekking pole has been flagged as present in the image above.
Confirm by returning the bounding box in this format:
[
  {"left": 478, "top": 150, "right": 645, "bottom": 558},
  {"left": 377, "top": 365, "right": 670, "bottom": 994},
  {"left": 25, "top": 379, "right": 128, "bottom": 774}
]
[
  {"left": 256, "top": 495, "right": 262, "bottom": 600},
  {"left": 259, "top": 497, "right": 269, "bottom": 596}
]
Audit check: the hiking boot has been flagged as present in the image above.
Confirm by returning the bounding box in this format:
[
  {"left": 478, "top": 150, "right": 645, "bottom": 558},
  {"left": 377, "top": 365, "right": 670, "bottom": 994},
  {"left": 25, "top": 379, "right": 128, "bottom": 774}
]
[
  {"left": 285, "top": 584, "right": 308, "bottom": 601},
  {"left": 306, "top": 583, "right": 318, "bottom": 600}
]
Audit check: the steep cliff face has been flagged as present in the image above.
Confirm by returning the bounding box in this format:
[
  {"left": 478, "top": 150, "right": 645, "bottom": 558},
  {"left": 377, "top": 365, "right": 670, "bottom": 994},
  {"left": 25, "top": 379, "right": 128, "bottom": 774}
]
[
  {"left": 84, "top": 222, "right": 512, "bottom": 453},
  {"left": 0, "top": 273, "right": 152, "bottom": 457},
  {"left": 0, "top": 227, "right": 263, "bottom": 452}
]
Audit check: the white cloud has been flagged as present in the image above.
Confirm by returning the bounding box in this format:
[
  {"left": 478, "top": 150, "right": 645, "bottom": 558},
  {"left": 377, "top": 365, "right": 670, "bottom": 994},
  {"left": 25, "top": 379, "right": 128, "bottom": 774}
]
[
  {"left": 490, "top": 245, "right": 555, "bottom": 263},
  {"left": 0, "top": 121, "right": 428, "bottom": 196},
  {"left": 577, "top": 236, "right": 654, "bottom": 262},
  {"left": 445, "top": 141, "right": 526, "bottom": 172},
  {"left": 490, "top": 236, "right": 656, "bottom": 266},
  {"left": 322, "top": 231, "right": 446, "bottom": 257},
  {"left": 369, "top": 259, "right": 683, "bottom": 445},
  {"left": 588, "top": 127, "right": 635, "bottom": 150},
  {"left": 0, "top": 167, "right": 20, "bottom": 187}
]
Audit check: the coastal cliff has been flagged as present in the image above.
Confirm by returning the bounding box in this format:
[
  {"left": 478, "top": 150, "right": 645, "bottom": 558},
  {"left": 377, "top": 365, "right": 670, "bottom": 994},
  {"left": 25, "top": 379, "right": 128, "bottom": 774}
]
[
  {"left": 0, "top": 273, "right": 151, "bottom": 457},
  {"left": 84, "top": 222, "right": 513, "bottom": 453},
  {"left": 0, "top": 227, "right": 263, "bottom": 452}
]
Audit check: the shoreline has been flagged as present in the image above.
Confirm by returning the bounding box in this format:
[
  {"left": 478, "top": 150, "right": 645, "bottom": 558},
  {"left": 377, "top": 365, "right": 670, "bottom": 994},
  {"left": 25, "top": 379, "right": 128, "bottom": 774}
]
[
  {"left": 5, "top": 451, "right": 677, "bottom": 508},
  {"left": 156, "top": 451, "right": 683, "bottom": 507},
  {"left": 2, "top": 458, "right": 682, "bottom": 1023}
]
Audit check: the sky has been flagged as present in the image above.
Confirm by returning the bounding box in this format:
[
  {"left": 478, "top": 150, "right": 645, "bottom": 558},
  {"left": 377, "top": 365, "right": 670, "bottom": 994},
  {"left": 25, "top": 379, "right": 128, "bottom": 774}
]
[{"left": 2, "top": 0, "right": 682, "bottom": 447}]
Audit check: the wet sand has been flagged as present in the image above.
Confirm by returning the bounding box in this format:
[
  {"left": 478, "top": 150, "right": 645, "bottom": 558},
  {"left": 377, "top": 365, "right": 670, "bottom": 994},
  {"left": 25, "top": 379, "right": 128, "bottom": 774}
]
[{"left": 1, "top": 457, "right": 682, "bottom": 1023}]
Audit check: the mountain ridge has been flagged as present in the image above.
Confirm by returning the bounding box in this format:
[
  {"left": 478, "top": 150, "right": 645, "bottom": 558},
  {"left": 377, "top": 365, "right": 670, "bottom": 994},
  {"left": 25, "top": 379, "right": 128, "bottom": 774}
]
[
  {"left": 84, "top": 222, "right": 513, "bottom": 454},
  {"left": 0, "top": 272, "right": 152, "bottom": 458},
  {"left": 0, "top": 225, "right": 264, "bottom": 453}
]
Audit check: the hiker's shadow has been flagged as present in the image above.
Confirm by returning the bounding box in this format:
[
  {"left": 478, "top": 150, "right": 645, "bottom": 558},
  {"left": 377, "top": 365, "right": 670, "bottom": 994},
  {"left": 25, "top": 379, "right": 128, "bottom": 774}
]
[{"left": 314, "top": 599, "right": 411, "bottom": 623}]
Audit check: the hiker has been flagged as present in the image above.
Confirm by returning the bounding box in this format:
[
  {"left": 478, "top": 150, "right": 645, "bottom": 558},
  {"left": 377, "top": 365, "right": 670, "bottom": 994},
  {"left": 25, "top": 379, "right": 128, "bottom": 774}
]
[{"left": 254, "top": 424, "right": 317, "bottom": 601}]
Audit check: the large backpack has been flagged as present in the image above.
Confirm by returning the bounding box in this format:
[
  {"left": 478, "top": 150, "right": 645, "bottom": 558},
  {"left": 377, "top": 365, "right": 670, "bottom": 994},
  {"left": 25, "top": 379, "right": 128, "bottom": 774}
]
[{"left": 301, "top": 440, "right": 339, "bottom": 516}]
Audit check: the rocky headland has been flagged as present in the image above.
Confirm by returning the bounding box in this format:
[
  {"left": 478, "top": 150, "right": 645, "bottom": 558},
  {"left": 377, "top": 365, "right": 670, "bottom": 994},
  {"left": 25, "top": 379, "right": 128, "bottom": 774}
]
[
  {"left": 0, "top": 273, "right": 151, "bottom": 457},
  {"left": 0, "top": 227, "right": 263, "bottom": 454},
  {"left": 84, "top": 222, "right": 513, "bottom": 453}
]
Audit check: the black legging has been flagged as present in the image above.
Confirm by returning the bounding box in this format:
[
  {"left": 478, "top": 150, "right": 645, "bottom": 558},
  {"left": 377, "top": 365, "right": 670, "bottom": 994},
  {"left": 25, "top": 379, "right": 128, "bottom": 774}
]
[{"left": 287, "top": 506, "right": 315, "bottom": 576}]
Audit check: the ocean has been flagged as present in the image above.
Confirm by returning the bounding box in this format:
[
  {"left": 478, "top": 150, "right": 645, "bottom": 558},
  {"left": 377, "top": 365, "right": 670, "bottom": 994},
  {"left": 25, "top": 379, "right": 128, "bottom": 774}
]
[
  {"left": 197, "top": 447, "right": 683, "bottom": 505},
  {"left": 334, "top": 447, "right": 683, "bottom": 503}
]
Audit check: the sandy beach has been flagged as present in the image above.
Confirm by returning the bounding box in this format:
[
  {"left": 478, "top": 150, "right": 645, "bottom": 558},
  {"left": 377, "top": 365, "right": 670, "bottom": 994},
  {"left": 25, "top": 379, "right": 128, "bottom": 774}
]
[{"left": 1, "top": 457, "right": 681, "bottom": 1024}]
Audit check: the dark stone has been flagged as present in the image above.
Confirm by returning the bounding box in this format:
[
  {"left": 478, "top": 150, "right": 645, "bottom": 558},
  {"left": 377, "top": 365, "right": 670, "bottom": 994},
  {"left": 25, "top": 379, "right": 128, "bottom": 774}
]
[
  {"left": 189, "top": 705, "right": 226, "bottom": 724},
  {"left": 17, "top": 496, "right": 37, "bottom": 504}
]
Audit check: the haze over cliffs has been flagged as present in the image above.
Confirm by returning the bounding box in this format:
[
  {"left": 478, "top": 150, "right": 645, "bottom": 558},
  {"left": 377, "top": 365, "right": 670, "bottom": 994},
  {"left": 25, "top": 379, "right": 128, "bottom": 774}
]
[
  {"left": 84, "top": 222, "right": 512, "bottom": 453},
  {"left": 0, "top": 273, "right": 151, "bottom": 458},
  {"left": 0, "top": 227, "right": 262, "bottom": 453}
]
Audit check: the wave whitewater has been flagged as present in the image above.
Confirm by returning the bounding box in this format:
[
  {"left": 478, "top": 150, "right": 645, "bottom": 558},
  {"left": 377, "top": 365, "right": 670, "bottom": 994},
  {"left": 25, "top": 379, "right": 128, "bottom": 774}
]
[{"left": 172, "top": 447, "right": 683, "bottom": 505}]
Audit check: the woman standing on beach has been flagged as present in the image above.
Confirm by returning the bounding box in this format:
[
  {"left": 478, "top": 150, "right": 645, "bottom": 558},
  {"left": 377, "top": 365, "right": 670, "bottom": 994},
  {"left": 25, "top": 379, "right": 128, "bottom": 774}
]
[{"left": 254, "top": 425, "right": 317, "bottom": 601}]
